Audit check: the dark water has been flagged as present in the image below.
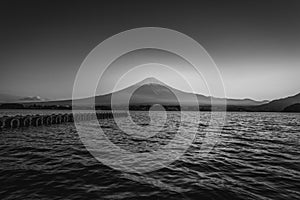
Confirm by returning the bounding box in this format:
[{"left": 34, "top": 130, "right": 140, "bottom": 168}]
[{"left": 0, "top": 111, "right": 299, "bottom": 199}]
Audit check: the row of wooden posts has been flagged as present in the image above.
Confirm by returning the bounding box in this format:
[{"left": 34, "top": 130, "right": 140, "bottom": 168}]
[{"left": 0, "top": 112, "right": 128, "bottom": 129}]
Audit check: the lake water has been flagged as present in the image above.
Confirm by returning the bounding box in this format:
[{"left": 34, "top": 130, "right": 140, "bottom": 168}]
[{"left": 0, "top": 110, "right": 299, "bottom": 199}]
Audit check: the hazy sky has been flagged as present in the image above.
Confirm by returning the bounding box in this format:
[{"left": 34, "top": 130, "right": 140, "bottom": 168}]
[{"left": 0, "top": 0, "right": 299, "bottom": 101}]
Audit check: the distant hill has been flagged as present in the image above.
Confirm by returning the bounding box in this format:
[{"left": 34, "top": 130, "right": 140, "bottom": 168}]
[
  {"left": 282, "top": 103, "right": 300, "bottom": 113},
  {"left": 19, "top": 78, "right": 268, "bottom": 108},
  {"left": 255, "top": 93, "right": 300, "bottom": 112}
]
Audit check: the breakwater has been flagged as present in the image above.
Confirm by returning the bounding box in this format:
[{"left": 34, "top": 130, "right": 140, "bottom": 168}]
[{"left": 0, "top": 112, "right": 128, "bottom": 129}]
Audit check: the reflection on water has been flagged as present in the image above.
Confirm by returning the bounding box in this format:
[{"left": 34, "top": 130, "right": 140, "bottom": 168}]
[{"left": 0, "top": 110, "right": 299, "bottom": 199}]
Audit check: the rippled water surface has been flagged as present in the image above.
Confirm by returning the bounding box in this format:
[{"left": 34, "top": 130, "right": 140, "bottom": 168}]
[{"left": 0, "top": 110, "right": 299, "bottom": 199}]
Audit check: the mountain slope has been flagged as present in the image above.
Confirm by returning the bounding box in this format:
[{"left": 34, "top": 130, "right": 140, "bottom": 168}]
[
  {"left": 20, "top": 77, "right": 268, "bottom": 107},
  {"left": 282, "top": 103, "right": 300, "bottom": 113},
  {"left": 98, "top": 78, "right": 268, "bottom": 106},
  {"left": 255, "top": 93, "right": 300, "bottom": 112}
]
